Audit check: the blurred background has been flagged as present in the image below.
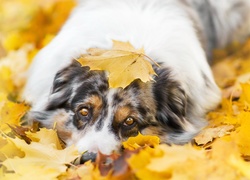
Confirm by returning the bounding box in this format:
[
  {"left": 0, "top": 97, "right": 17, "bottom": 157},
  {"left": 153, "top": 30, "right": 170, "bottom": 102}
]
[{"left": 0, "top": 0, "right": 76, "bottom": 97}]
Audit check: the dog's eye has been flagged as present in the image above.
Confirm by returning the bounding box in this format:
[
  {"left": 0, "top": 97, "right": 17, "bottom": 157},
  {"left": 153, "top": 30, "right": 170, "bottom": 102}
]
[
  {"left": 123, "top": 117, "right": 135, "bottom": 126},
  {"left": 79, "top": 108, "right": 89, "bottom": 116}
]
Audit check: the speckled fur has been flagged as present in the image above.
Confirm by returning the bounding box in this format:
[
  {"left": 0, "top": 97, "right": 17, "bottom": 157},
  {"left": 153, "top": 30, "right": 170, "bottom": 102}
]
[{"left": 23, "top": 0, "right": 250, "bottom": 154}]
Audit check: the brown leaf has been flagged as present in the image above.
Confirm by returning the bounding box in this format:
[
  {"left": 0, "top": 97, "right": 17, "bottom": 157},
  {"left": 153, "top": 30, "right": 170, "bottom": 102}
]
[
  {"left": 8, "top": 124, "right": 31, "bottom": 144},
  {"left": 111, "top": 150, "right": 137, "bottom": 180},
  {"left": 194, "top": 125, "right": 235, "bottom": 145},
  {"left": 95, "top": 152, "right": 119, "bottom": 176}
]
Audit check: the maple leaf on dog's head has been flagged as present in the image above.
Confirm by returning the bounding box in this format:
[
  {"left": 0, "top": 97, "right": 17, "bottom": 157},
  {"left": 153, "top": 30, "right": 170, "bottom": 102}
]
[{"left": 77, "top": 40, "right": 157, "bottom": 88}]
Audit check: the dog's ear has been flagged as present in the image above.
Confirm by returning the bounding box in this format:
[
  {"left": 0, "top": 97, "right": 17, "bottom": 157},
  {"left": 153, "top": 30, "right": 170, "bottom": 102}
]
[
  {"left": 46, "top": 61, "right": 89, "bottom": 110},
  {"left": 153, "top": 67, "right": 189, "bottom": 133}
]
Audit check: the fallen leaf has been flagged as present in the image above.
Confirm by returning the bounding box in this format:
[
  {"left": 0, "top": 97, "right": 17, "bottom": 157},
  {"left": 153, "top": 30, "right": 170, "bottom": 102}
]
[
  {"left": 122, "top": 133, "right": 160, "bottom": 150},
  {"left": 0, "top": 135, "right": 24, "bottom": 161},
  {"left": 59, "top": 161, "right": 104, "bottom": 180},
  {"left": 77, "top": 40, "right": 157, "bottom": 88},
  {"left": 111, "top": 150, "right": 136, "bottom": 180},
  {"left": 194, "top": 125, "right": 235, "bottom": 145},
  {"left": 95, "top": 152, "right": 119, "bottom": 176},
  {"left": 128, "top": 144, "right": 205, "bottom": 180},
  {"left": 231, "top": 112, "right": 250, "bottom": 156},
  {"left": 8, "top": 124, "right": 31, "bottom": 144},
  {"left": 0, "top": 100, "right": 29, "bottom": 133},
  {"left": 2, "top": 136, "right": 79, "bottom": 179},
  {"left": 239, "top": 83, "right": 250, "bottom": 105},
  {"left": 26, "top": 128, "right": 63, "bottom": 150}
]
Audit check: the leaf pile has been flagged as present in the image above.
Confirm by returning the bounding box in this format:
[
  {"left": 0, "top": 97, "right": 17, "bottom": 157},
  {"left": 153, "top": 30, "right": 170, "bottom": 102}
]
[{"left": 1, "top": 0, "right": 250, "bottom": 179}]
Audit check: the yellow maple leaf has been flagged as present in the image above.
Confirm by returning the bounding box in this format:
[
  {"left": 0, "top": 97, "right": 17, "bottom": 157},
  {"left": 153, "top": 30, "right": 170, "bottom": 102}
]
[
  {"left": 0, "top": 135, "right": 24, "bottom": 161},
  {"left": 230, "top": 112, "right": 250, "bottom": 156},
  {"left": 210, "top": 139, "right": 250, "bottom": 179},
  {"left": 26, "top": 128, "right": 63, "bottom": 150},
  {"left": 229, "top": 154, "right": 250, "bottom": 179},
  {"left": 239, "top": 83, "right": 250, "bottom": 106},
  {"left": 128, "top": 144, "right": 205, "bottom": 180},
  {"left": 77, "top": 40, "right": 157, "bottom": 88},
  {"left": 122, "top": 133, "right": 160, "bottom": 150},
  {"left": 60, "top": 161, "right": 106, "bottom": 180},
  {"left": 0, "top": 66, "right": 14, "bottom": 95},
  {"left": 0, "top": 99, "right": 29, "bottom": 133},
  {"left": 2, "top": 134, "right": 79, "bottom": 179},
  {"left": 1, "top": 0, "right": 75, "bottom": 51},
  {"left": 0, "top": 44, "right": 38, "bottom": 90}
]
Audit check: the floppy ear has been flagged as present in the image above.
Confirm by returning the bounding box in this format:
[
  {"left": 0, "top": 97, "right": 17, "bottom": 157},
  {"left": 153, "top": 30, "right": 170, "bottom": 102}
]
[
  {"left": 153, "top": 67, "right": 188, "bottom": 133},
  {"left": 45, "top": 61, "right": 89, "bottom": 110},
  {"left": 27, "top": 61, "right": 89, "bottom": 128}
]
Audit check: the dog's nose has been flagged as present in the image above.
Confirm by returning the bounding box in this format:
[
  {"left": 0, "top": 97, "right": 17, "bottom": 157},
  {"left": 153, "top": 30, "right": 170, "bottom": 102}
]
[{"left": 80, "top": 152, "right": 97, "bottom": 164}]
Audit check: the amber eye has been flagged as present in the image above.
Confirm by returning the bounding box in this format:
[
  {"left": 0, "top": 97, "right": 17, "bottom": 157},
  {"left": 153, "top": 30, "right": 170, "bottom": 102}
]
[
  {"left": 124, "top": 117, "right": 135, "bottom": 126},
  {"left": 79, "top": 108, "right": 89, "bottom": 116}
]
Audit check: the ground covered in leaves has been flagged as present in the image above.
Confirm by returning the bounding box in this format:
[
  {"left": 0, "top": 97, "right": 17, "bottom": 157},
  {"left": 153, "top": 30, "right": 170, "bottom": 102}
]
[{"left": 1, "top": 0, "right": 250, "bottom": 179}]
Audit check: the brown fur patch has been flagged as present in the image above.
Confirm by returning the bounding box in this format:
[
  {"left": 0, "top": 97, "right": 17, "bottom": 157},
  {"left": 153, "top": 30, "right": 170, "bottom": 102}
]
[
  {"left": 53, "top": 111, "right": 73, "bottom": 144},
  {"left": 88, "top": 95, "right": 103, "bottom": 110},
  {"left": 114, "top": 106, "right": 132, "bottom": 124},
  {"left": 89, "top": 95, "right": 103, "bottom": 124}
]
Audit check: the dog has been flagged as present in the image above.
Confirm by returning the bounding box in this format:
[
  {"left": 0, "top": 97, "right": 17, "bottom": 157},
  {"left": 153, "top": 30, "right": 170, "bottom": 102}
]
[{"left": 23, "top": 0, "right": 250, "bottom": 159}]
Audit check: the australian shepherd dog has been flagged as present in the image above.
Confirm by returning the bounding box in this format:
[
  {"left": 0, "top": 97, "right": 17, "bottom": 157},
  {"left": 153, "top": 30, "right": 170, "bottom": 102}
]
[{"left": 23, "top": 0, "right": 250, "bottom": 160}]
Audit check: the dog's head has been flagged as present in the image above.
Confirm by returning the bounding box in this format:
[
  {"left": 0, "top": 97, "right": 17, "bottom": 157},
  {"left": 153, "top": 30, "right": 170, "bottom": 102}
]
[{"left": 29, "top": 61, "right": 202, "bottom": 155}]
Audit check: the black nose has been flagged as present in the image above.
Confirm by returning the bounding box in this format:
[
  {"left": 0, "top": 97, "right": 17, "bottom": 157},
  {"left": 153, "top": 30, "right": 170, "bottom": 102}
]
[{"left": 80, "top": 152, "right": 97, "bottom": 164}]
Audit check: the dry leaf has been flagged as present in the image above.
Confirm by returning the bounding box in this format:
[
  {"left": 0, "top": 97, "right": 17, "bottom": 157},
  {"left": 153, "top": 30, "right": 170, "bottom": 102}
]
[
  {"left": 0, "top": 99, "right": 29, "bottom": 133},
  {"left": 2, "top": 134, "right": 79, "bottom": 179},
  {"left": 59, "top": 161, "right": 104, "bottom": 180},
  {"left": 122, "top": 133, "right": 160, "bottom": 150},
  {"left": 26, "top": 128, "right": 63, "bottom": 150},
  {"left": 0, "top": 135, "right": 24, "bottom": 162},
  {"left": 194, "top": 125, "right": 235, "bottom": 145},
  {"left": 231, "top": 112, "right": 250, "bottom": 156},
  {"left": 77, "top": 40, "right": 156, "bottom": 88},
  {"left": 8, "top": 124, "right": 32, "bottom": 144}
]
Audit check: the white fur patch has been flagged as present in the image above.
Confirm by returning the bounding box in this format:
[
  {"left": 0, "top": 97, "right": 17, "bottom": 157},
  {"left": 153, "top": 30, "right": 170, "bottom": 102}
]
[
  {"left": 74, "top": 89, "right": 120, "bottom": 154},
  {"left": 75, "top": 126, "right": 119, "bottom": 154}
]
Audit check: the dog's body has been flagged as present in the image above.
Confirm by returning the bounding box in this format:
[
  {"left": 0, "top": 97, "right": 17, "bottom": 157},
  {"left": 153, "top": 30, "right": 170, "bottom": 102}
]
[{"left": 23, "top": 0, "right": 250, "bottom": 155}]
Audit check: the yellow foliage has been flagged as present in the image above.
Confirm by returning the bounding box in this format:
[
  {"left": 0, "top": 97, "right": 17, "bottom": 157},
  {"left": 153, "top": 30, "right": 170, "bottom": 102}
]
[
  {"left": 1, "top": 130, "right": 79, "bottom": 179},
  {"left": 194, "top": 125, "right": 234, "bottom": 145},
  {"left": 0, "top": 135, "right": 25, "bottom": 161},
  {"left": 122, "top": 133, "right": 160, "bottom": 150},
  {"left": 77, "top": 40, "right": 157, "bottom": 88},
  {"left": 231, "top": 112, "right": 250, "bottom": 156},
  {"left": 1, "top": 0, "right": 250, "bottom": 179},
  {"left": 59, "top": 161, "right": 105, "bottom": 180},
  {"left": 239, "top": 83, "right": 250, "bottom": 105},
  {"left": 0, "top": 0, "right": 76, "bottom": 51},
  {"left": 26, "top": 128, "right": 63, "bottom": 150},
  {"left": 0, "top": 99, "right": 29, "bottom": 133},
  {"left": 128, "top": 138, "right": 250, "bottom": 179}
]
